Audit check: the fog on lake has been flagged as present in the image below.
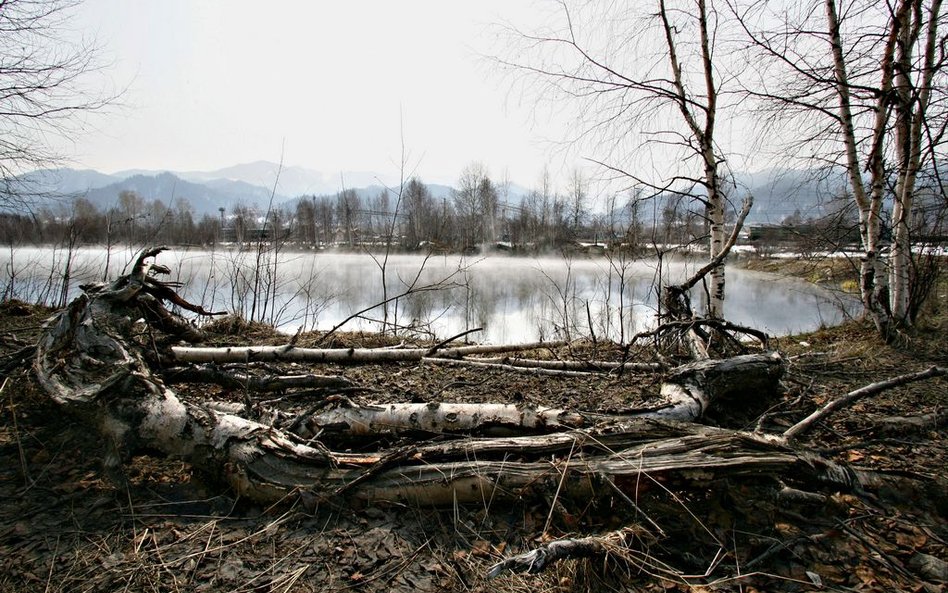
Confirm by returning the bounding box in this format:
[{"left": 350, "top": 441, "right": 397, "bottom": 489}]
[{"left": 0, "top": 246, "right": 855, "bottom": 343}]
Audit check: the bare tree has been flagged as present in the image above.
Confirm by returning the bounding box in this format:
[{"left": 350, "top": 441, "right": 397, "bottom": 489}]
[
  {"left": 454, "top": 162, "right": 494, "bottom": 250},
  {"left": 568, "top": 167, "right": 588, "bottom": 239},
  {"left": 731, "top": 0, "right": 947, "bottom": 337},
  {"left": 498, "top": 0, "right": 748, "bottom": 318},
  {"left": 0, "top": 0, "right": 116, "bottom": 208}
]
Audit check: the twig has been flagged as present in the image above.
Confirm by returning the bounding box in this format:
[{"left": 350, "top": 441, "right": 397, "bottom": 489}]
[
  {"left": 835, "top": 520, "right": 915, "bottom": 579},
  {"left": 426, "top": 327, "right": 483, "bottom": 356},
  {"left": 542, "top": 438, "right": 577, "bottom": 536},
  {"left": 3, "top": 378, "right": 30, "bottom": 485}
]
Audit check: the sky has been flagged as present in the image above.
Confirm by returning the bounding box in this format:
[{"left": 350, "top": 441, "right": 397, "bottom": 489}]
[{"left": 59, "top": 0, "right": 575, "bottom": 188}]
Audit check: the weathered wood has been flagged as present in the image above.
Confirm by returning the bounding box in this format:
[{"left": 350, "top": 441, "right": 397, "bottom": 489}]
[
  {"left": 420, "top": 356, "right": 598, "bottom": 378},
  {"left": 487, "top": 527, "right": 646, "bottom": 578},
  {"left": 33, "top": 291, "right": 798, "bottom": 505},
  {"left": 650, "top": 351, "right": 784, "bottom": 421},
  {"left": 291, "top": 353, "right": 784, "bottom": 438},
  {"left": 162, "top": 365, "right": 353, "bottom": 392},
  {"left": 170, "top": 340, "right": 568, "bottom": 365},
  {"left": 469, "top": 357, "right": 664, "bottom": 372},
  {"left": 32, "top": 294, "right": 879, "bottom": 507}
]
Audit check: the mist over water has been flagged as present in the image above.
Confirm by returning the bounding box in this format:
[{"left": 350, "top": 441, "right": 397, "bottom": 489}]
[{"left": 0, "top": 246, "right": 856, "bottom": 343}]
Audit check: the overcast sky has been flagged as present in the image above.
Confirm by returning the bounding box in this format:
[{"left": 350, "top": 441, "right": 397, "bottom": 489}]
[{"left": 59, "top": 0, "right": 578, "bottom": 188}]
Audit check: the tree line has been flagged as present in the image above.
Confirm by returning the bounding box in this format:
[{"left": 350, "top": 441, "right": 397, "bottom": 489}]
[{"left": 0, "top": 166, "right": 731, "bottom": 254}]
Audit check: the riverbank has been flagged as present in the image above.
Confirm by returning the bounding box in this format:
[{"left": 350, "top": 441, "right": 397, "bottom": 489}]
[{"left": 0, "top": 257, "right": 945, "bottom": 592}]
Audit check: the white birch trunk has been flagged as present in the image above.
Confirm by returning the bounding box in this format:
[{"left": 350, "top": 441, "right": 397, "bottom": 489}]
[
  {"left": 706, "top": 166, "right": 726, "bottom": 318},
  {"left": 889, "top": 0, "right": 942, "bottom": 324},
  {"left": 825, "top": 0, "right": 901, "bottom": 337}
]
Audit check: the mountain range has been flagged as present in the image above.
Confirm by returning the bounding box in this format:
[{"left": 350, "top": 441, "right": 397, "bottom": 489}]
[
  {"left": 10, "top": 161, "right": 850, "bottom": 224},
  {"left": 12, "top": 162, "right": 463, "bottom": 218}
]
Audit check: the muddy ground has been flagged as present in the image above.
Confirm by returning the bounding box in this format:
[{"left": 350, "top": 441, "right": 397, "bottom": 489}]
[{"left": 0, "top": 261, "right": 945, "bottom": 593}]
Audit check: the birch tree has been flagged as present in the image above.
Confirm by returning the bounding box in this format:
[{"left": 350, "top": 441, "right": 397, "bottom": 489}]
[
  {"left": 731, "top": 0, "right": 947, "bottom": 337},
  {"left": 499, "top": 0, "right": 747, "bottom": 318}
]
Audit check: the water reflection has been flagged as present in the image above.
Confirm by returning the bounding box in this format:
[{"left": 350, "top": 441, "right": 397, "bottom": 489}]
[{"left": 0, "top": 247, "right": 855, "bottom": 343}]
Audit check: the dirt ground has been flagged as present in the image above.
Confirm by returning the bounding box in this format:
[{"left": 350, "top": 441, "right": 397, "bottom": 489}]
[{"left": 0, "top": 260, "right": 946, "bottom": 593}]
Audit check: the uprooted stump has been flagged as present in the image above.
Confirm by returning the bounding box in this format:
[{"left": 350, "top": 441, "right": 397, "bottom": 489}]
[{"left": 31, "top": 250, "right": 886, "bottom": 502}]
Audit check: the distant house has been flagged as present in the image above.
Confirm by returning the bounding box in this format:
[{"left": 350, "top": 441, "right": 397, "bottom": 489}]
[
  {"left": 221, "top": 226, "right": 275, "bottom": 243},
  {"left": 746, "top": 223, "right": 861, "bottom": 248}
]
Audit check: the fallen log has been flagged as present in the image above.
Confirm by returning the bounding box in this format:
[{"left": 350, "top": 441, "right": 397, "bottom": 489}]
[
  {"left": 421, "top": 356, "right": 598, "bottom": 378},
  {"left": 162, "top": 364, "right": 353, "bottom": 392},
  {"left": 35, "top": 249, "right": 869, "bottom": 511},
  {"left": 655, "top": 352, "right": 784, "bottom": 421},
  {"left": 467, "top": 357, "right": 665, "bottom": 372},
  {"left": 299, "top": 402, "right": 589, "bottom": 439},
  {"left": 296, "top": 352, "right": 784, "bottom": 438},
  {"left": 170, "top": 340, "right": 568, "bottom": 365}
]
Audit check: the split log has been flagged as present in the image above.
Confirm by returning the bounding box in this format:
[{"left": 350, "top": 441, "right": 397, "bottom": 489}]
[{"left": 325, "top": 426, "right": 888, "bottom": 506}]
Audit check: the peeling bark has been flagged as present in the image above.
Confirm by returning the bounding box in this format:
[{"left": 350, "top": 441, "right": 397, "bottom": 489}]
[{"left": 300, "top": 402, "right": 589, "bottom": 439}]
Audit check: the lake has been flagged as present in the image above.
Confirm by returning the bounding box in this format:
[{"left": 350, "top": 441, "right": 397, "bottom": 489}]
[{"left": 0, "top": 246, "right": 855, "bottom": 343}]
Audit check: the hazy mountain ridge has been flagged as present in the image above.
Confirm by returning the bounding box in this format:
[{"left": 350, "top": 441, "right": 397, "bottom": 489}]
[
  {"left": 12, "top": 168, "right": 123, "bottom": 196},
  {"left": 13, "top": 162, "right": 496, "bottom": 217},
  {"left": 11, "top": 162, "right": 846, "bottom": 224},
  {"left": 115, "top": 161, "right": 402, "bottom": 199},
  {"left": 79, "top": 173, "right": 271, "bottom": 215}
]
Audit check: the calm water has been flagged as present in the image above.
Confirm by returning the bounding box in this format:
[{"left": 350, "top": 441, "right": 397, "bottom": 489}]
[{"left": 0, "top": 246, "right": 855, "bottom": 343}]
